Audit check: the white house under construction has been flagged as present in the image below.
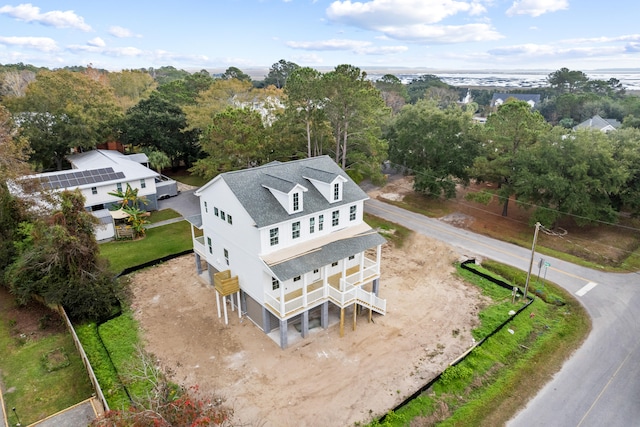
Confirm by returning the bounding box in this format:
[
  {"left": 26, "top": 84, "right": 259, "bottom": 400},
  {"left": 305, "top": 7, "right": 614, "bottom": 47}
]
[{"left": 187, "top": 156, "right": 386, "bottom": 348}]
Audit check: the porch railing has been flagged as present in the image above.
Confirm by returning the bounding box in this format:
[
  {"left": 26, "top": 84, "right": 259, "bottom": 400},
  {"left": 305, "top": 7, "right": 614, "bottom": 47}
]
[
  {"left": 267, "top": 280, "right": 385, "bottom": 318},
  {"left": 193, "top": 236, "right": 206, "bottom": 257}
]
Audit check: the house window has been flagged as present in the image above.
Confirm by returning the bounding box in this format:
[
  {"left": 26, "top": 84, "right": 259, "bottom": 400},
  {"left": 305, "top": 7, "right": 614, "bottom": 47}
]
[
  {"left": 270, "top": 228, "right": 279, "bottom": 246},
  {"left": 140, "top": 179, "right": 146, "bottom": 189},
  {"left": 116, "top": 182, "right": 122, "bottom": 192},
  {"left": 214, "top": 207, "right": 219, "bottom": 217},
  {"left": 331, "top": 261, "right": 338, "bottom": 267},
  {"left": 207, "top": 237, "right": 212, "bottom": 254},
  {"left": 349, "top": 255, "right": 355, "bottom": 260},
  {"left": 272, "top": 277, "right": 280, "bottom": 290},
  {"left": 91, "top": 187, "right": 97, "bottom": 195},
  {"left": 309, "top": 217, "right": 315, "bottom": 234},
  {"left": 293, "top": 192, "right": 300, "bottom": 212},
  {"left": 227, "top": 215, "right": 233, "bottom": 225},
  {"left": 220, "top": 211, "right": 226, "bottom": 221},
  {"left": 332, "top": 210, "right": 339, "bottom": 227},
  {"left": 293, "top": 276, "right": 301, "bottom": 282},
  {"left": 224, "top": 248, "right": 229, "bottom": 266},
  {"left": 318, "top": 214, "right": 324, "bottom": 231},
  {"left": 204, "top": 201, "right": 208, "bottom": 213},
  {"left": 333, "top": 183, "right": 340, "bottom": 201},
  {"left": 350, "top": 205, "right": 356, "bottom": 221},
  {"left": 292, "top": 221, "right": 300, "bottom": 239}
]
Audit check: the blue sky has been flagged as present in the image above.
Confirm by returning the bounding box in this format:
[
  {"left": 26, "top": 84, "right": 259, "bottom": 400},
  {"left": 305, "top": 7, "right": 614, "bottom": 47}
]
[{"left": 0, "top": 0, "right": 639, "bottom": 73}]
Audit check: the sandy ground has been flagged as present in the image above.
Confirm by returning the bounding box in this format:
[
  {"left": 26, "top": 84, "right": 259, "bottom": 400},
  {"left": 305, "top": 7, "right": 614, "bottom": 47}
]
[{"left": 130, "top": 226, "right": 487, "bottom": 427}]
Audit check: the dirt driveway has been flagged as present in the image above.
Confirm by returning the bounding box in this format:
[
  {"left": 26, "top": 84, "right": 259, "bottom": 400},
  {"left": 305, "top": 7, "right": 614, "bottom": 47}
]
[{"left": 130, "top": 226, "right": 486, "bottom": 426}]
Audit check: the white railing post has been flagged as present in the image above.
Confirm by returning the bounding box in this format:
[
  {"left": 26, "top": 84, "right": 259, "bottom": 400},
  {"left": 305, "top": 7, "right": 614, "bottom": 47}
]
[
  {"left": 302, "top": 274, "right": 308, "bottom": 308},
  {"left": 359, "top": 252, "right": 364, "bottom": 284},
  {"left": 279, "top": 282, "right": 286, "bottom": 317},
  {"left": 341, "top": 259, "right": 346, "bottom": 291},
  {"left": 323, "top": 265, "right": 329, "bottom": 298},
  {"left": 376, "top": 244, "right": 381, "bottom": 275}
]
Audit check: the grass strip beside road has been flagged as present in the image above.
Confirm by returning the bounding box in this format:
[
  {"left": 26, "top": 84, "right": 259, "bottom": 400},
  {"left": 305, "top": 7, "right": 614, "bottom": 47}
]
[{"left": 371, "top": 261, "right": 590, "bottom": 426}]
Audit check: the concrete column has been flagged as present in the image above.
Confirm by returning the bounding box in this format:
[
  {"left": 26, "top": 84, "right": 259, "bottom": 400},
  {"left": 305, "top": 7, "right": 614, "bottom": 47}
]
[
  {"left": 321, "top": 301, "right": 329, "bottom": 329},
  {"left": 301, "top": 310, "right": 309, "bottom": 338},
  {"left": 262, "top": 307, "right": 271, "bottom": 333},
  {"left": 195, "top": 253, "right": 202, "bottom": 275},
  {"left": 372, "top": 278, "right": 380, "bottom": 296},
  {"left": 279, "top": 319, "right": 288, "bottom": 349}
]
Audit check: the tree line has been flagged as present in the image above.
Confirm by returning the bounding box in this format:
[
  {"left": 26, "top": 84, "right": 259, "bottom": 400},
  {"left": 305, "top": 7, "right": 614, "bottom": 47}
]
[{"left": 2, "top": 60, "right": 640, "bottom": 320}]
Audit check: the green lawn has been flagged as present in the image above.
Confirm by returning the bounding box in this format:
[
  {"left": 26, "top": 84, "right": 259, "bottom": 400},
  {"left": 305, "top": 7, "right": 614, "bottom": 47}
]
[
  {"left": 148, "top": 208, "right": 182, "bottom": 224},
  {"left": 0, "top": 308, "right": 93, "bottom": 425},
  {"left": 100, "top": 221, "right": 192, "bottom": 273}
]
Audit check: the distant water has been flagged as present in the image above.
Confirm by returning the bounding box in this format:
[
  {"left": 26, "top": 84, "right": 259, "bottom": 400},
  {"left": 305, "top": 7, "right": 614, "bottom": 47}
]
[{"left": 367, "top": 71, "right": 640, "bottom": 91}]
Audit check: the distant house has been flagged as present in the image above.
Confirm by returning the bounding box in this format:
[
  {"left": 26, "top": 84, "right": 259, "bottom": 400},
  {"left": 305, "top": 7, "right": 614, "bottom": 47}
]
[
  {"left": 491, "top": 93, "right": 541, "bottom": 109},
  {"left": 16, "top": 149, "right": 177, "bottom": 240},
  {"left": 573, "top": 115, "right": 622, "bottom": 132},
  {"left": 188, "top": 156, "right": 386, "bottom": 349}
]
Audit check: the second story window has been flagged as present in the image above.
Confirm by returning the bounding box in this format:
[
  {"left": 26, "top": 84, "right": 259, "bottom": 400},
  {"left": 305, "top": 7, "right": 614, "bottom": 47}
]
[
  {"left": 319, "top": 214, "right": 324, "bottom": 231},
  {"left": 116, "top": 182, "right": 123, "bottom": 192},
  {"left": 140, "top": 179, "right": 146, "bottom": 189},
  {"left": 333, "top": 183, "right": 340, "bottom": 201},
  {"left": 204, "top": 201, "right": 208, "bottom": 213},
  {"left": 207, "top": 237, "right": 212, "bottom": 254},
  {"left": 270, "top": 228, "right": 279, "bottom": 246},
  {"left": 214, "top": 207, "right": 219, "bottom": 217},
  {"left": 292, "top": 221, "right": 301, "bottom": 239},
  {"left": 350, "top": 205, "right": 357, "bottom": 221},
  {"left": 332, "top": 210, "right": 339, "bottom": 227},
  {"left": 91, "top": 186, "right": 97, "bottom": 195},
  {"left": 309, "top": 217, "right": 315, "bottom": 234},
  {"left": 224, "top": 248, "right": 229, "bottom": 266},
  {"left": 220, "top": 211, "right": 226, "bottom": 221},
  {"left": 293, "top": 192, "right": 300, "bottom": 212},
  {"left": 272, "top": 277, "right": 280, "bottom": 290},
  {"left": 227, "top": 215, "right": 233, "bottom": 225}
]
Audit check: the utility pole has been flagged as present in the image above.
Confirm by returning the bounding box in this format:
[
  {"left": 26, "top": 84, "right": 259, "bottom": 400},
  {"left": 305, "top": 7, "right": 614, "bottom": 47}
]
[{"left": 524, "top": 222, "right": 541, "bottom": 300}]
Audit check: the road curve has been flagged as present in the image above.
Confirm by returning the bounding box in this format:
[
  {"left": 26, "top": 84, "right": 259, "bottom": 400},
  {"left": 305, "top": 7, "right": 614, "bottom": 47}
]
[{"left": 365, "top": 198, "right": 640, "bottom": 427}]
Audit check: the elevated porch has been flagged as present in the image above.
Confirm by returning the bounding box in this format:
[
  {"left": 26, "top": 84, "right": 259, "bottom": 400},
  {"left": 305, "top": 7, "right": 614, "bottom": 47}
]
[{"left": 264, "top": 255, "right": 385, "bottom": 320}]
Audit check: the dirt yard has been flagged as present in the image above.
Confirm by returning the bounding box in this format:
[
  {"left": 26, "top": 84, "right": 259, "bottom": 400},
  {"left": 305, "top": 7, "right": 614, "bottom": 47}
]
[{"left": 131, "top": 218, "right": 489, "bottom": 427}]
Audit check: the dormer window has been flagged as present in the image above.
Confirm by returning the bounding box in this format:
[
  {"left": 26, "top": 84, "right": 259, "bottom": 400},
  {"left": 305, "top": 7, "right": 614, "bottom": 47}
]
[
  {"left": 293, "top": 192, "right": 300, "bottom": 212},
  {"left": 333, "top": 183, "right": 340, "bottom": 201},
  {"left": 262, "top": 174, "right": 307, "bottom": 215}
]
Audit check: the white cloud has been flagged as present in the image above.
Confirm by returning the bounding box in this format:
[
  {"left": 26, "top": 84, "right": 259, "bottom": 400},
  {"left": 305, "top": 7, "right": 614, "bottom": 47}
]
[
  {"left": 67, "top": 44, "right": 143, "bottom": 57},
  {"left": 327, "top": 0, "right": 486, "bottom": 26},
  {"left": 286, "top": 38, "right": 408, "bottom": 55},
  {"left": 0, "top": 35, "right": 58, "bottom": 51},
  {"left": 381, "top": 23, "right": 503, "bottom": 43},
  {"left": 108, "top": 26, "right": 141, "bottom": 38},
  {"left": 0, "top": 3, "right": 92, "bottom": 31},
  {"left": 325, "top": 1, "right": 499, "bottom": 44},
  {"left": 87, "top": 37, "right": 105, "bottom": 47},
  {"left": 506, "top": 0, "right": 569, "bottom": 17}
]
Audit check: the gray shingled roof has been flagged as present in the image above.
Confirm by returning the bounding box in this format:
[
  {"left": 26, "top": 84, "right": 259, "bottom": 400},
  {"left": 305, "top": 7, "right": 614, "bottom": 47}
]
[
  {"left": 267, "top": 231, "right": 386, "bottom": 282},
  {"left": 217, "top": 156, "right": 369, "bottom": 228},
  {"left": 573, "top": 115, "right": 622, "bottom": 131}
]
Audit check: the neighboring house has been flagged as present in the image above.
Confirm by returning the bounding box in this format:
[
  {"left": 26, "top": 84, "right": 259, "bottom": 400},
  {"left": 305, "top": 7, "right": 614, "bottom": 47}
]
[
  {"left": 17, "top": 149, "right": 177, "bottom": 240},
  {"left": 188, "top": 156, "right": 387, "bottom": 349},
  {"left": 490, "top": 93, "right": 541, "bottom": 109},
  {"left": 573, "top": 115, "right": 622, "bottom": 132}
]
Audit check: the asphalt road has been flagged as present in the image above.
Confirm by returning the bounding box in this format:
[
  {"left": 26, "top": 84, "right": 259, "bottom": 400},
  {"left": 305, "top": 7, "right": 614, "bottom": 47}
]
[{"left": 364, "top": 198, "right": 640, "bottom": 427}]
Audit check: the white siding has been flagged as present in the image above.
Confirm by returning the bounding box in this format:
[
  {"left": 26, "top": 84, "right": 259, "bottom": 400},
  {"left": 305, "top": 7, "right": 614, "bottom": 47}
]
[
  {"left": 259, "top": 200, "right": 365, "bottom": 255},
  {"left": 199, "top": 179, "right": 265, "bottom": 302}
]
